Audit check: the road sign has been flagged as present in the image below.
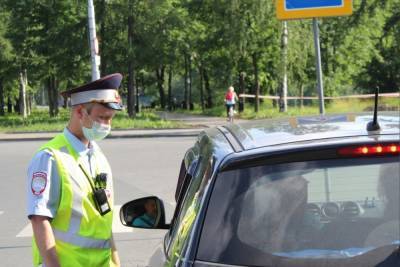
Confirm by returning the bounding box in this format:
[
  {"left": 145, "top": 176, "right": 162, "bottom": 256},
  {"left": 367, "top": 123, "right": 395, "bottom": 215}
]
[
  {"left": 276, "top": 1, "right": 352, "bottom": 115},
  {"left": 277, "top": 0, "right": 352, "bottom": 20}
]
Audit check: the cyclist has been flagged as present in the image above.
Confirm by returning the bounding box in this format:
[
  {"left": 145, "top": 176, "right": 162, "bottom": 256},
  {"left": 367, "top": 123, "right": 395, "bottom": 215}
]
[{"left": 224, "top": 86, "right": 238, "bottom": 121}]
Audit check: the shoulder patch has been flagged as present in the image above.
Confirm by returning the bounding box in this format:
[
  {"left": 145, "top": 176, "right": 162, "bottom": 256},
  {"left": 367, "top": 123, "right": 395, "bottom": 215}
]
[{"left": 31, "top": 172, "right": 47, "bottom": 196}]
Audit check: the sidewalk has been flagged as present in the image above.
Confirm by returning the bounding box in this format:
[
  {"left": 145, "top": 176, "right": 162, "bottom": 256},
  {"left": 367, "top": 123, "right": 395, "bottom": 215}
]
[
  {"left": 156, "top": 111, "right": 228, "bottom": 127},
  {"left": 156, "top": 111, "right": 245, "bottom": 126}
]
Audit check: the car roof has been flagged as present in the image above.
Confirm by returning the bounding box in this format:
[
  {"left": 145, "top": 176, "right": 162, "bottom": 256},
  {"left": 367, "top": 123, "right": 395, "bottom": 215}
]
[{"left": 203, "top": 113, "right": 399, "bottom": 155}]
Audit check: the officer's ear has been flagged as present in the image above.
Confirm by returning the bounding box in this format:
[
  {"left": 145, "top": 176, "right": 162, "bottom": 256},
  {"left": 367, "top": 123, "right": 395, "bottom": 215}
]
[
  {"left": 73, "top": 104, "right": 86, "bottom": 120},
  {"left": 73, "top": 103, "right": 94, "bottom": 120}
]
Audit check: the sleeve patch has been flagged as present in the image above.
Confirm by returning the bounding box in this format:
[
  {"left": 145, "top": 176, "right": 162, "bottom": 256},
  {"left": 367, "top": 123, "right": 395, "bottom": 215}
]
[{"left": 31, "top": 172, "right": 47, "bottom": 196}]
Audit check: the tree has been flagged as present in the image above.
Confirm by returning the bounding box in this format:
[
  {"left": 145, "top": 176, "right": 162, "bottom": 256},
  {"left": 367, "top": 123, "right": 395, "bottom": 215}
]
[
  {"left": 1, "top": 0, "right": 398, "bottom": 117},
  {"left": 226, "top": 0, "right": 280, "bottom": 112},
  {"left": 357, "top": 0, "right": 400, "bottom": 92},
  {"left": 0, "top": 6, "right": 14, "bottom": 116},
  {"left": 6, "top": 0, "right": 90, "bottom": 117}
]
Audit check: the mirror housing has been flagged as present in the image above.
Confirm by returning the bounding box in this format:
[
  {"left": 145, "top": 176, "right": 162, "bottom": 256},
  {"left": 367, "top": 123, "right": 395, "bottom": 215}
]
[{"left": 120, "top": 196, "right": 169, "bottom": 229}]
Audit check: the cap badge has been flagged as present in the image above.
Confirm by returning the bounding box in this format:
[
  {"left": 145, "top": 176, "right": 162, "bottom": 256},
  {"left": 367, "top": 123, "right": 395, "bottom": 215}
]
[{"left": 115, "top": 91, "right": 121, "bottom": 103}]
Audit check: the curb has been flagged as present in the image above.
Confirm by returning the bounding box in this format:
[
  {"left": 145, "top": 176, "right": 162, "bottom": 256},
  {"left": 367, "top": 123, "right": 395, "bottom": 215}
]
[
  {"left": 108, "top": 130, "right": 202, "bottom": 139},
  {"left": 0, "top": 129, "right": 203, "bottom": 142}
]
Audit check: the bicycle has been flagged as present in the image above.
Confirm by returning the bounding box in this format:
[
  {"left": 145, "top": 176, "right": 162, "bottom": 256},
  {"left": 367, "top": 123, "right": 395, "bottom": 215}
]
[{"left": 228, "top": 105, "right": 234, "bottom": 123}]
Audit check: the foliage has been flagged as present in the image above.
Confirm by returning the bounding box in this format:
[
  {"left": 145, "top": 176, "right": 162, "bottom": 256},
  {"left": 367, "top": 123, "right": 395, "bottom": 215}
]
[
  {"left": 0, "top": 3, "right": 15, "bottom": 106},
  {"left": 0, "top": 0, "right": 398, "bottom": 120}
]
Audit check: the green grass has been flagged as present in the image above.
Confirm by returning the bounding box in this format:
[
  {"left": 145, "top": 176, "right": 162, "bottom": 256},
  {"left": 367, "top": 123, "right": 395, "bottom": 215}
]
[
  {"left": 0, "top": 109, "right": 186, "bottom": 133},
  {"left": 174, "top": 98, "right": 399, "bottom": 120},
  {"left": 112, "top": 111, "right": 185, "bottom": 129}
]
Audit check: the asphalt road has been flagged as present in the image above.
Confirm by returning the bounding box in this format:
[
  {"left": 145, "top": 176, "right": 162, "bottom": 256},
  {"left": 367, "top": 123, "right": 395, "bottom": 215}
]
[{"left": 0, "top": 137, "right": 195, "bottom": 267}]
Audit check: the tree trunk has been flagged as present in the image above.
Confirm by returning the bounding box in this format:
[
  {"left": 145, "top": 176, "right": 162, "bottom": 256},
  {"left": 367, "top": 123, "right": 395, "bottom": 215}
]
[
  {"left": 19, "top": 70, "right": 27, "bottom": 118},
  {"left": 183, "top": 54, "right": 188, "bottom": 109},
  {"left": 140, "top": 72, "right": 145, "bottom": 95},
  {"left": 188, "top": 55, "right": 193, "bottom": 110},
  {"left": 41, "top": 86, "right": 46, "bottom": 106},
  {"left": 203, "top": 68, "right": 212, "bottom": 108},
  {"left": 239, "top": 71, "right": 245, "bottom": 112},
  {"left": 127, "top": 9, "right": 136, "bottom": 118},
  {"left": 0, "top": 78, "right": 4, "bottom": 116},
  {"left": 53, "top": 75, "right": 59, "bottom": 116},
  {"left": 7, "top": 97, "right": 12, "bottom": 113},
  {"left": 27, "top": 93, "right": 32, "bottom": 116},
  {"left": 63, "top": 95, "right": 68, "bottom": 109},
  {"left": 25, "top": 70, "right": 31, "bottom": 116},
  {"left": 168, "top": 67, "right": 173, "bottom": 111},
  {"left": 64, "top": 80, "right": 72, "bottom": 108},
  {"left": 47, "top": 77, "right": 53, "bottom": 117},
  {"left": 270, "top": 86, "right": 277, "bottom": 108},
  {"left": 14, "top": 99, "right": 20, "bottom": 113},
  {"left": 127, "top": 62, "right": 136, "bottom": 118},
  {"left": 135, "top": 76, "right": 140, "bottom": 113},
  {"left": 198, "top": 65, "right": 204, "bottom": 111},
  {"left": 252, "top": 54, "right": 260, "bottom": 112},
  {"left": 156, "top": 66, "right": 166, "bottom": 109},
  {"left": 47, "top": 75, "right": 58, "bottom": 117},
  {"left": 280, "top": 21, "right": 288, "bottom": 112}
]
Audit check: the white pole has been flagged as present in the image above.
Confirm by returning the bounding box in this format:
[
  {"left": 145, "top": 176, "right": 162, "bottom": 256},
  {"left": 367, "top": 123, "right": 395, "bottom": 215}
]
[
  {"left": 88, "top": 0, "right": 100, "bottom": 81},
  {"left": 313, "top": 18, "right": 325, "bottom": 115},
  {"left": 282, "top": 21, "right": 288, "bottom": 112}
]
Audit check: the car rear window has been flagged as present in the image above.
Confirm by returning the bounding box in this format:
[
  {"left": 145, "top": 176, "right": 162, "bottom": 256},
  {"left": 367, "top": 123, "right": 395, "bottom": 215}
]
[{"left": 197, "top": 157, "right": 399, "bottom": 266}]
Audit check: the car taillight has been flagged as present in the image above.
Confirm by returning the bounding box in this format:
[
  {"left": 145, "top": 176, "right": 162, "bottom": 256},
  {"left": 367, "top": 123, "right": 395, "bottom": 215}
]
[{"left": 337, "top": 144, "right": 400, "bottom": 156}]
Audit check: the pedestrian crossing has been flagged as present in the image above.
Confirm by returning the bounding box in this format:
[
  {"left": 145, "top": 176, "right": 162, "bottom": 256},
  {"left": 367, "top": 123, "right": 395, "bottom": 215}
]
[
  {"left": 16, "top": 222, "right": 31, "bottom": 237},
  {"left": 16, "top": 205, "right": 133, "bottom": 238}
]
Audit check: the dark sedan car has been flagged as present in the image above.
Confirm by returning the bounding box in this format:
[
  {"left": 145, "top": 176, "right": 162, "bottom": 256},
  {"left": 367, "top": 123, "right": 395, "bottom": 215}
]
[{"left": 120, "top": 113, "right": 400, "bottom": 267}]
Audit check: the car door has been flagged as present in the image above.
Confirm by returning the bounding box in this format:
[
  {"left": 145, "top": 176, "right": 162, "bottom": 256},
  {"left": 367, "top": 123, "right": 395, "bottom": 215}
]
[
  {"left": 164, "top": 155, "right": 214, "bottom": 266},
  {"left": 148, "top": 154, "right": 200, "bottom": 267}
]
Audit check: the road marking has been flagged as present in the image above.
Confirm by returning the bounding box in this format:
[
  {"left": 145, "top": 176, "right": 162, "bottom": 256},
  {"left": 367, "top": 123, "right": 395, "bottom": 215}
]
[
  {"left": 0, "top": 211, "right": 4, "bottom": 215},
  {"left": 16, "top": 223, "right": 32, "bottom": 237},
  {"left": 112, "top": 205, "right": 134, "bottom": 233},
  {"left": 17, "top": 205, "right": 133, "bottom": 237}
]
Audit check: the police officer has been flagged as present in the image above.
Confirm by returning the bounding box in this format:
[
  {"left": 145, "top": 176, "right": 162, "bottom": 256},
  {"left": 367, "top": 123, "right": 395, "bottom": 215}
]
[{"left": 27, "top": 74, "right": 123, "bottom": 267}]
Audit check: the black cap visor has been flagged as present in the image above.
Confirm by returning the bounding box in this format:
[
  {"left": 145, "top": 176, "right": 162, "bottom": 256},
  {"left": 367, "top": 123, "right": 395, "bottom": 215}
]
[{"left": 101, "top": 102, "right": 123, "bottom": 110}]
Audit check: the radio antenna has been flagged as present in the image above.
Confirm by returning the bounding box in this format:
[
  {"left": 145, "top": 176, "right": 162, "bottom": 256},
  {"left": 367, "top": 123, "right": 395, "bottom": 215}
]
[{"left": 367, "top": 87, "right": 381, "bottom": 132}]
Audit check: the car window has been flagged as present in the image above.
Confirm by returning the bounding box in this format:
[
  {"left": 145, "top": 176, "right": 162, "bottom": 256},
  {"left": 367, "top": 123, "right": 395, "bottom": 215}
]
[
  {"left": 175, "top": 159, "right": 199, "bottom": 202},
  {"left": 197, "top": 157, "right": 399, "bottom": 266},
  {"left": 175, "top": 160, "right": 187, "bottom": 202},
  {"left": 167, "top": 156, "right": 214, "bottom": 262}
]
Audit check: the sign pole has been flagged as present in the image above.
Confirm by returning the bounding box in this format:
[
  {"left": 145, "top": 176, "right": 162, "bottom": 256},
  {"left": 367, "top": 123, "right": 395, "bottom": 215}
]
[
  {"left": 312, "top": 18, "right": 325, "bottom": 115},
  {"left": 281, "top": 21, "right": 288, "bottom": 112},
  {"left": 88, "top": 0, "right": 100, "bottom": 81}
]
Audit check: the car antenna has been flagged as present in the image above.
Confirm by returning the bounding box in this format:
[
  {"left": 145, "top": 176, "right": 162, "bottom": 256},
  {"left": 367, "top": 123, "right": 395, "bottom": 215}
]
[{"left": 367, "top": 86, "right": 381, "bottom": 132}]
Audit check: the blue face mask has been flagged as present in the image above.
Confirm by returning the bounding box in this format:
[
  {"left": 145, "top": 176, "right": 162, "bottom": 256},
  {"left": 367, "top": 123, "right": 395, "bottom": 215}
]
[{"left": 82, "top": 110, "right": 111, "bottom": 141}]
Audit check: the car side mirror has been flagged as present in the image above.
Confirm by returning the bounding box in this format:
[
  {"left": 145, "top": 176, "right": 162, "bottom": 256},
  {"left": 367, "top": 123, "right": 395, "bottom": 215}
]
[{"left": 120, "top": 196, "right": 169, "bottom": 229}]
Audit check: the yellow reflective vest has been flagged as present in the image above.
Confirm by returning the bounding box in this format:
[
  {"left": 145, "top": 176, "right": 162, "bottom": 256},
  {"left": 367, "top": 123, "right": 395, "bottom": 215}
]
[{"left": 32, "top": 133, "right": 115, "bottom": 267}]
